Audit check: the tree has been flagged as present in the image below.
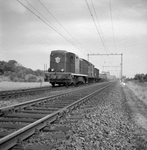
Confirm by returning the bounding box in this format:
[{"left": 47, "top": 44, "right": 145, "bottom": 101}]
[
  {"left": 27, "top": 75, "right": 37, "bottom": 82},
  {"left": 143, "top": 74, "right": 147, "bottom": 81},
  {"left": 0, "top": 69, "right": 4, "bottom": 75},
  {"left": 134, "top": 74, "right": 145, "bottom": 82},
  {"left": 0, "top": 61, "right": 7, "bottom": 74},
  {"left": 0, "top": 60, "right": 44, "bottom": 82}
]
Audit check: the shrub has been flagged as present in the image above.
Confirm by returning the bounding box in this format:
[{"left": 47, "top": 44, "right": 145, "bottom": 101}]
[
  {"left": 27, "top": 75, "right": 37, "bottom": 82},
  {"left": 13, "top": 77, "right": 19, "bottom": 82},
  {"left": 126, "top": 81, "right": 147, "bottom": 104}
]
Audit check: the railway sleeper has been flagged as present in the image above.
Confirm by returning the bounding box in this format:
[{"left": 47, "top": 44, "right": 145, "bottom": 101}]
[
  {"left": 44, "top": 101, "right": 75, "bottom": 105},
  {"left": 0, "top": 83, "right": 112, "bottom": 149},
  {"left": 42, "top": 105, "right": 67, "bottom": 108},
  {"left": 3, "top": 113, "right": 46, "bottom": 119},
  {"left": 43, "top": 125, "right": 71, "bottom": 132},
  {"left": 24, "top": 132, "right": 67, "bottom": 150},
  {"left": 0, "top": 131, "right": 14, "bottom": 139},
  {"left": 0, "top": 117, "right": 36, "bottom": 123},
  {"left": 0, "top": 106, "right": 15, "bottom": 116},
  {"left": 28, "top": 107, "right": 59, "bottom": 111},
  {"left": 67, "top": 115, "right": 84, "bottom": 120},
  {"left": 20, "top": 110, "right": 54, "bottom": 114},
  {"left": 0, "top": 123, "right": 28, "bottom": 129},
  {"left": 62, "top": 120, "right": 79, "bottom": 124},
  {"left": 25, "top": 107, "right": 59, "bottom": 111},
  {"left": 25, "top": 144, "right": 54, "bottom": 150},
  {"left": 24, "top": 115, "right": 84, "bottom": 149}
]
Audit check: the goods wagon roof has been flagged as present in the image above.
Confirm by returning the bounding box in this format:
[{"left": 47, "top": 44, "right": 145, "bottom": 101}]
[
  {"left": 80, "top": 58, "right": 88, "bottom": 62},
  {"left": 94, "top": 68, "right": 99, "bottom": 70},
  {"left": 80, "top": 59, "right": 94, "bottom": 66}
]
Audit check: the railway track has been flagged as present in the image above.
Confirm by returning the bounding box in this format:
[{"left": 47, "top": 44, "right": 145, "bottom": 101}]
[
  {"left": 0, "top": 82, "right": 115, "bottom": 150},
  {"left": 0, "top": 85, "right": 68, "bottom": 100}
]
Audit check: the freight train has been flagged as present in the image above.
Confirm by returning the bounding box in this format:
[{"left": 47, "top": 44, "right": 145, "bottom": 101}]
[{"left": 44, "top": 50, "right": 100, "bottom": 86}]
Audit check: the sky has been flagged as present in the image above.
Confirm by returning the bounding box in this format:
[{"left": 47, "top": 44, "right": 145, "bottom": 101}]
[{"left": 0, "top": 0, "right": 147, "bottom": 78}]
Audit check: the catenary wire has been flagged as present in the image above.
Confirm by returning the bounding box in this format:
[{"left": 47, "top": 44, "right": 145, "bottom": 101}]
[
  {"left": 85, "top": 0, "right": 113, "bottom": 66},
  {"left": 18, "top": 0, "right": 103, "bottom": 67},
  {"left": 18, "top": 0, "right": 88, "bottom": 56},
  {"left": 38, "top": 0, "right": 102, "bottom": 66},
  {"left": 109, "top": 0, "right": 116, "bottom": 54}
]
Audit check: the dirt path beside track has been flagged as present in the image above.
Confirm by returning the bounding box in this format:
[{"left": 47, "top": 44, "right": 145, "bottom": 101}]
[{"left": 122, "top": 85, "right": 147, "bottom": 130}]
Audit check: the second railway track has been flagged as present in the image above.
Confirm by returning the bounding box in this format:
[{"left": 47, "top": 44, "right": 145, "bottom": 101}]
[
  {"left": 0, "top": 82, "right": 115, "bottom": 150},
  {"left": 0, "top": 85, "right": 67, "bottom": 100}
]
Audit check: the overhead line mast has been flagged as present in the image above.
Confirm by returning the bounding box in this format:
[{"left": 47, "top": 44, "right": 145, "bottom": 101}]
[{"left": 87, "top": 53, "right": 123, "bottom": 82}]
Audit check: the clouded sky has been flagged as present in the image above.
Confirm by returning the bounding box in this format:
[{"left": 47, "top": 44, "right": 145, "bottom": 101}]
[{"left": 0, "top": 0, "right": 147, "bottom": 78}]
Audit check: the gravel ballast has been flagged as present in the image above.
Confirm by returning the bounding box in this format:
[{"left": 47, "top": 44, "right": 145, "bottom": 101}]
[{"left": 24, "top": 82, "right": 147, "bottom": 150}]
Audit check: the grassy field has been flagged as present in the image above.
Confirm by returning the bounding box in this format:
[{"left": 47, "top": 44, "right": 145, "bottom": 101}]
[
  {"left": 0, "top": 81, "right": 50, "bottom": 91},
  {"left": 126, "top": 81, "right": 147, "bottom": 105}
]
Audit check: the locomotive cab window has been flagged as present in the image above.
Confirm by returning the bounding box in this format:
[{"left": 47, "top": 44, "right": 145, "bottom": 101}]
[{"left": 70, "top": 56, "right": 74, "bottom": 63}]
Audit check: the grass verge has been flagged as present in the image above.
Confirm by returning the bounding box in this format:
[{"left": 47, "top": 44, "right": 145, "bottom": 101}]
[{"left": 126, "top": 81, "right": 147, "bottom": 105}]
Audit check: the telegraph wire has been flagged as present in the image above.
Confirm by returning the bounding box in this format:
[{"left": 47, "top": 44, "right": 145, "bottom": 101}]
[
  {"left": 90, "top": 0, "right": 109, "bottom": 64},
  {"left": 109, "top": 0, "right": 116, "bottom": 53},
  {"left": 18, "top": 0, "right": 102, "bottom": 67},
  {"left": 85, "top": 0, "right": 113, "bottom": 66},
  {"left": 90, "top": 0, "right": 110, "bottom": 53},
  {"left": 109, "top": 0, "right": 118, "bottom": 74},
  {"left": 91, "top": 0, "right": 117, "bottom": 67},
  {"left": 85, "top": 0, "right": 108, "bottom": 65},
  {"left": 85, "top": 0, "right": 107, "bottom": 52},
  {"left": 38, "top": 0, "right": 103, "bottom": 66},
  {"left": 18, "top": 0, "right": 88, "bottom": 56}
]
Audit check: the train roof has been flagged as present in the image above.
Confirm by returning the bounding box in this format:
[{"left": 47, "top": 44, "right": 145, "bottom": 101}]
[
  {"left": 51, "top": 50, "right": 80, "bottom": 58},
  {"left": 51, "top": 50, "right": 67, "bottom": 53}
]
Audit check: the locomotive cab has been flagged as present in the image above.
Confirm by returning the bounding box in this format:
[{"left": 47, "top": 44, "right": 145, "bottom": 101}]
[
  {"left": 50, "top": 50, "right": 67, "bottom": 72},
  {"left": 44, "top": 50, "right": 99, "bottom": 87}
]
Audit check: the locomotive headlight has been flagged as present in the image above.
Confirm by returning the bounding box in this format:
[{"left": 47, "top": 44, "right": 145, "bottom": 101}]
[
  {"left": 51, "top": 68, "right": 54, "bottom": 72},
  {"left": 61, "top": 69, "right": 64, "bottom": 72}
]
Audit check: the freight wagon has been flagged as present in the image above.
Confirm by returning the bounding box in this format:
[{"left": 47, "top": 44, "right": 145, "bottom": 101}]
[
  {"left": 44, "top": 50, "right": 99, "bottom": 86},
  {"left": 94, "top": 68, "right": 100, "bottom": 82}
]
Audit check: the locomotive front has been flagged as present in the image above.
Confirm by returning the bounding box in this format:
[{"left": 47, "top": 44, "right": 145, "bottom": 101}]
[{"left": 46, "top": 50, "right": 76, "bottom": 86}]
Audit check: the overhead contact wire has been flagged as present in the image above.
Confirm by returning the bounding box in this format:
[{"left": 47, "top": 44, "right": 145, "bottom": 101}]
[
  {"left": 18, "top": 0, "right": 87, "bottom": 56},
  {"left": 38, "top": 0, "right": 101, "bottom": 66},
  {"left": 85, "top": 0, "right": 112, "bottom": 65}
]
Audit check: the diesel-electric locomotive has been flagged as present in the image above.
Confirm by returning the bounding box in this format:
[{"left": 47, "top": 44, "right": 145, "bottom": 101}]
[{"left": 44, "top": 50, "right": 99, "bottom": 86}]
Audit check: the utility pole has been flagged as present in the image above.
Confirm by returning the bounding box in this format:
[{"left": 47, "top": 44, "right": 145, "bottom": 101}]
[
  {"left": 44, "top": 64, "right": 45, "bottom": 72},
  {"left": 121, "top": 53, "right": 123, "bottom": 82},
  {"left": 87, "top": 54, "right": 90, "bottom": 62},
  {"left": 87, "top": 53, "right": 123, "bottom": 82}
]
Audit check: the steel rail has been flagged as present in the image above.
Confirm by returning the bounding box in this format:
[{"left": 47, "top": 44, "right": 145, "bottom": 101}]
[
  {"left": 0, "top": 85, "right": 68, "bottom": 100},
  {"left": 0, "top": 86, "right": 52, "bottom": 99},
  {"left": 0, "top": 82, "right": 114, "bottom": 150},
  {"left": 0, "top": 82, "right": 94, "bottom": 100},
  {"left": 0, "top": 82, "right": 106, "bottom": 115}
]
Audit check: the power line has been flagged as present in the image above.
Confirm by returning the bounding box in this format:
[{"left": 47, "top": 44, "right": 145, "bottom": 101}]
[
  {"left": 38, "top": 0, "right": 98, "bottom": 64},
  {"left": 18, "top": 0, "right": 102, "bottom": 67},
  {"left": 38, "top": 0, "right": 102, "bottom": 66},
  {"left": 17, "top": 0, "right": 110, "bottom": 68},
  {"left": 90, "top": 0, "right": 110, "bottom": 64},
  {"left": 109, "top": 0, "right": 116, "bottom": 54},
  {"left": 85, "top": 0, "right": 107, "bottom": 52},
  {"left": 90, "top": 0, "right": 110, "bottom": 53},
  {"left": 18, "top": 0, "right": 88, "bottom": 56},
  {"left": 85, "top": 0, "right": 113, "bottom": 65},
  {"left": 38, "top": 0, "right": 86, "bottom": 53}
]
